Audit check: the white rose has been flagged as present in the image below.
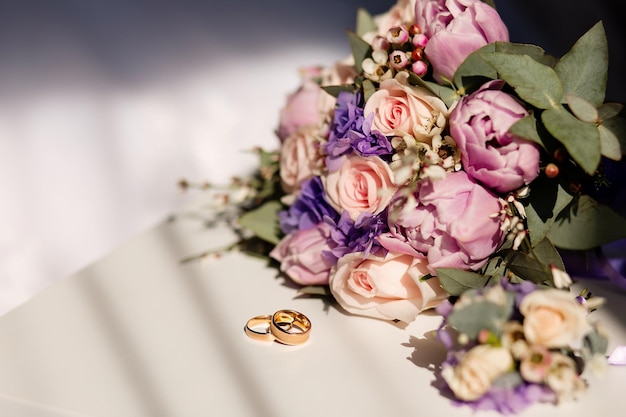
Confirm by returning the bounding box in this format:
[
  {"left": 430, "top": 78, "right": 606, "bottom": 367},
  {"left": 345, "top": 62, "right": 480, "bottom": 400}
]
[
  {"left": 442, "top": 344, "right": 513, "bottom": 401},
  {"left": 519, "top": 289, "right": 590, "bottom": 348}
]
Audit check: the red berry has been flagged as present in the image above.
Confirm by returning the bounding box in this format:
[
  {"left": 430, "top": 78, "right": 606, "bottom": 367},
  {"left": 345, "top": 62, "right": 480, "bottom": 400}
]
[{"left": 545, "top": 163, "right": 559, "bottom": 178}]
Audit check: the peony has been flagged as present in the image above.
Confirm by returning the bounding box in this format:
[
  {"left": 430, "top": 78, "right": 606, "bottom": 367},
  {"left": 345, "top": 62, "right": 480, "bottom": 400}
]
[
  {"left": 441, "top": 344, "right": 513, "bottom": 401},
  {"left": 449, "top": 80, "right": 540, "bottom": 193},
  {"left": 328, "top": 250, "right": 448, "bottom": 323},
  {"left": 322, "top": 154, "right": 396, "bottom": 221},
  {"left": 414, "top": 0, "right": 509, "bottom": 84},
  {"left": 269, "top": 222, "right": 334, "bottom": 286},
  {"left": 519, "top": 288, "right": 591, "bottom": 348},
  {"left": 279, "top": 126, "right": 325, "bottom": 194},
  {"left": 379, "top": 170, "right": 505, "bottom": 275},
  {"left": 363, "top": 71, "right": 448, "bottom": 142},
  {"left": 277, "top": 67, "right": 325, "bottom": 142}
]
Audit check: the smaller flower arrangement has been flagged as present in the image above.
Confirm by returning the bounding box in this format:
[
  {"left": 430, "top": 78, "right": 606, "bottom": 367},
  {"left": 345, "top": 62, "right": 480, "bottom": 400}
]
[{"left": 436, "top": 278, "right": 608, "bottom": 414}]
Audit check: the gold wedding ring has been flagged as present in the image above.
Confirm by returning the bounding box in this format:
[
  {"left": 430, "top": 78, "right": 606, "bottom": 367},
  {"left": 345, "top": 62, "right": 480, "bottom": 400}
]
[
  {"left": 244, "top": 315, "right": 274, "bottom": 342},
  {"left": 270, "top": 309, "right": 311, "bottom": 345}
]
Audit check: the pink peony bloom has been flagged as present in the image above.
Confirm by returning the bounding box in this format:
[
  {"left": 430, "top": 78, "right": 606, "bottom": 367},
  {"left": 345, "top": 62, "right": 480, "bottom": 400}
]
[
  {"left": 449, "top": 80, "right": 540, "bottom": 193},
  {"left": 329, "top": 250, "right": 448, "bottom": 323},
  {"left": 379, "top": 170, "right": 505, "bottom": 275},
  {"left": 414, "top": 0, "right": 509, "bottom": 83},
  {"left": 269, "top": 222, "right": 334, "bottom": 286}
]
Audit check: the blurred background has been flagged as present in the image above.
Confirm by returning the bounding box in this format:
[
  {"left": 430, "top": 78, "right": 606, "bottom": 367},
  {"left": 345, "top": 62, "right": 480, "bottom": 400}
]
[{"left": 0, "top": 0, "right": 623, "bottom": 316}]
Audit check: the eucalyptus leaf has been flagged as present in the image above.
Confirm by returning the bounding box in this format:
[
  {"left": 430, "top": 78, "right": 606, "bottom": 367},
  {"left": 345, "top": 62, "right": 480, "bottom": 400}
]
[
  {"left": 493, "top": 42, "right": 548, "bottom": 63},
  {"left": 454, "top": 43, "right": 497, "bottom": 88},
  {"left": 597, "top": 102, "right": 624, "bottom": 120},
  {"left": 509, "top": 114, "right": 545, "bottom": 149},
  {"left": 502, "top": 250, "right": 553, "bottom": 284},
  {"left": 542, "top": 106, "right": 601, "bottom": 174},
  {"left": 348, "top": 31, "right": 372, "bottom": 74},
  {"left": 355, "top": 8, "right": 376, "bottom": 37},
  {"left": 321, "top": 84, "right": 356, "bottom": 98},
  {"left": 237, "top": 200, "right": 283, "bottom": 245},
  {"left": 554, "top": 21, "right": 608, "bottom": 106},
  {"left": 599, "top": 124, "right": 623, "bottom": 160},
  {"left": 547, "top": 195, "right": 626, "bottom": 250},
  {"left": 584, "top": 329, "right": 609, "bottom": 356},
  {"left": 447, "top": 301, "right": 510, "bottom": 339},
  {"left": 481, "top": 52, "right": 563, "bottom": 109},
  {"left": 525, "top": 177, "right": 573, "bottom": 246},
  {"left": 362, "top": 78, "right": 377, "bottom": 102},
  {"left": 435, "top": 267, "right": 493, "bottom": 296},
  {"left": 566, "top": 95, "right": 598, "bottom": 123},
  {"left": 601, "top": 115, "right": 626, "bottom": 155},
  {"left": 422, "top": 81, "right": 460, "bottom": 107}
]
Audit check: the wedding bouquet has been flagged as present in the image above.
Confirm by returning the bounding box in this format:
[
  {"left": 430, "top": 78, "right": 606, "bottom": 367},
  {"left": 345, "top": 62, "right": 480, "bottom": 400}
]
[{"left": 183, "top": 0, "right": 625, "bottom": 412}]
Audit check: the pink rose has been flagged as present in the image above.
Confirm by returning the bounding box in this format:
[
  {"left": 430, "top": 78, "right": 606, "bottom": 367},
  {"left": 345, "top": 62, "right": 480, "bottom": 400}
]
[
  {"left": 449, "top": 80, "right": 540, "bottom": 193},
  {"left": 277, "top": 68, "right": 325, "bottom": 142},
  {"left": 269, "top": 222, "right": 334, "bottom": 285},
  {"left": 279, "top": 126, "right": 325, "bottom": 194},
  {"left": 363, "top": 72, "right": 448, "bottom": 142},
  {"left": 329, "top": 250, "right": 448, "bottom": 323},
  {"left": 322, "top": 154, "right": 396, "bottom": 221},
  {"left": 379, "top": 170, "right": 505, "bottom": 274},
  {"left": 415, "top": 0, "right": 509, "bottom": 83}
]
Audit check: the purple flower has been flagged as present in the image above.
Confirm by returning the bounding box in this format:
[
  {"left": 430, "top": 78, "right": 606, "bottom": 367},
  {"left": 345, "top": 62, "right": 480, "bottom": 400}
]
[
  {"left": 457, "top": 381, "right": 556, "bottom": 415},
  {"left": 278, "top": 176, "right": 338, "bottom": 235},
  {"left": 323, "top": 210, "right": 389, "bottom": 264},
  {"left": 325, "top": 91, "right": 392, "bottom": 170}
]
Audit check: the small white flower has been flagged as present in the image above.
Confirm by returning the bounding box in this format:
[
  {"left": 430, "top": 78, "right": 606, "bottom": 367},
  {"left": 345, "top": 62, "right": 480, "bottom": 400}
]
[{"left": 551, "top": 265, "right": 573, "bottom": 289}]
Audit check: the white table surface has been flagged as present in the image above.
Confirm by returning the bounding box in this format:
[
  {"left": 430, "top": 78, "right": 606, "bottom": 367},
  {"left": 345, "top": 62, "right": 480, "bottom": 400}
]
[{"left": 0, "top": 202, "right": 624, "bottom": 417}]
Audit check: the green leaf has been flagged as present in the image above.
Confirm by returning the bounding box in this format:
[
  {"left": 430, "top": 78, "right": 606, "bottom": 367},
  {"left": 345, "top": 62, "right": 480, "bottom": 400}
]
[
  {"left": 501, "top": 238, "right": 564, "bottom": 285},
  {"left": 321, "top": 84, "right": 356, "bottom": 98},
  {"left": 348, "top": 31, "right": 372, "bottom": 74},
  {"left": 566, "top": 95, "right": 598, "bottom": 123},
  {"left": 601, "top": 115, "right": 626, "bottom": 156},
  {"left": 454, "top": 43, "right": 497, "bottom": 88},
  {"left": 597, "top": 102, "right": 623, "bottom": 120},
  {"left": 509, "top": 114, "right": 545, "bottom": 149},
  {"left": 237, "top": 200, "right": 283, "bottom": 245},
  {"left": 422, "top": 81, "right": 459, "bottom": 107},
  {"left": 554, "top": 21, "right": 608, "bottom": 106},
  {"left": 435, "top": 267, "right": 493, "bottom": 296},
  {"left": 362, "top": 79, "right": 377, "bottom": 102},
  {"left": 481, "top": 52, "right": 563, "bottom": 109},
  {"left": 447, "top": 301, "right": 511, "bottom": 339},
  {"left": 355, "top": 8, "right": 377, "bottom": 37},
  {"left": 599, "top": 124, "right": 623, "bottom": 160},
  {"left": 584, "top": 329, "right": 609, "bottom": 356},
  {"left": 547, "top": 195, "right": 626, "bottom": 250},
  {"left": 542, "top": 105, "right": 601, "bottom": 174},
  {"left": 524, "top": 177, "right": 574, "bottom": 246}
]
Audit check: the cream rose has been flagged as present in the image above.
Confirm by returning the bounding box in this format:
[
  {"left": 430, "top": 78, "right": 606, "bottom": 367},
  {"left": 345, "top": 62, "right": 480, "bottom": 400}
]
[
  {"left": 328, "top": 251, "right": 448, "bottom": 323},
  {"left": 279, "top": 126, "right": 325, "bottom": 195},
  {"left": 372, "top": 0, "right": 416, "bottom": 37},
  {"left": 319, "top": 57, "right": 357, "bottom": 118},
  {"left": 441, "top": 345, "right": 513, "bottom": 401},
  {"left": 363, "top": 71, "right": 448, "bottom": 142},
  {"left": 322, "top": 154, "right": 396, "bottom": 220},
  {"left": 519, "top": 289, "right": 591, "bottom": 348}
]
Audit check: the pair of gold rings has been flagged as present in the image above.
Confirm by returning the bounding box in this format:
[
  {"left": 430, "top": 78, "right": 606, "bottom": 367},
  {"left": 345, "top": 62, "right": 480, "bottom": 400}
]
[{"left": 244, "top": 309, "right": 311, "bottom": 345}]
